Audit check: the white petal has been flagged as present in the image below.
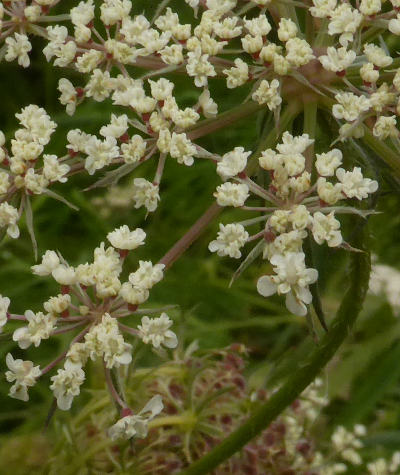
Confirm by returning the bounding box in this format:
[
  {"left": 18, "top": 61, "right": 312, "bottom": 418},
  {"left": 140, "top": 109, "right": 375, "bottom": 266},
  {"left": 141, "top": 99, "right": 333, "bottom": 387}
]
[
  {"left": 285, "top": 291, "right": 307, "bottom": 316},
  {"left": 297, "top": 286, "right": 312, "bottom": 305},
  {"left": 256, "top": 275, "right": 277, "bottom": 297},
  {"left": 56, "top": 394, "right": 73, "bottom": 411},
  {"left": 141, "top": 394, "right": 163, "bottom": 418},
  {"left": 164, "top": 331, "right": 178, "bottom": 348},
  {"left": 5, "top": 353, "right": 15, "bottom": 370},
  {"left": 208, "top": 241, "right": 219, "bottom": 253},
  {"left": 7, "top": 224, "right": 20, "bottom": 239}
]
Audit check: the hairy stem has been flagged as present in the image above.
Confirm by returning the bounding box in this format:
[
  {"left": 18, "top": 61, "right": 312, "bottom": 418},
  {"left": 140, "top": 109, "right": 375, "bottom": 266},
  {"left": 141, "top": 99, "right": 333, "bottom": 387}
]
[{"left": 179, "top": 225, "right": 370, "bottom": 475}]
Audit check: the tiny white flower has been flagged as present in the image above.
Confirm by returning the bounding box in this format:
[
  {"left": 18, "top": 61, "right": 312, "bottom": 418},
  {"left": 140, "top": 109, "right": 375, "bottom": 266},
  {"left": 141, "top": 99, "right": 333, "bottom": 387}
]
[
  {"left": 121, "top": 135, "right": 146, "bottom": 163},
  {"left": 108, "top": 395, "right": 163, "bottom": 440},
  {"left": 0, "top": 295, "right": 10, "bottom": 332},
  {"left": 319, "top": 47, "right": 356, "bottom": 73},
  {"left": 289, "top": 205, "right": 311, "bottom": 230},
  {"left": 148, "top": 78, "right": 174, "bottom": 101},
  {"left": 198, "top": 89, "right": 218, "bottom": 118},
  {"left": 359, "top": 0, "right": 382, "bottom": 16},
  {"left": 209, "top": 223, "right": 249, "bottom": 259},
  {"left": 389, "top": 14, "right": 400, "bottom": 35},
  {"left": 252, "top": 79, "right": 282, "bottom": 110},
  {"left": 100, "top": 114, "right": 129, "bottom": 139},
  {"left": 119, "top": 282, "right": 149, "bottom": 305},
  {"left": 244, "top": 14, "right": 271, "bottom": 37},
  {"left": 373, "top": 116, "right": 398, "bottom": 139},
  {"left": 5, "top": 353, "right": 41, "bottom": 402},
  {"left": 107, "top": 225, "right": 146, "bottom": 250},
  {"left": 360, "top": 62, "right": 379, "bottom": 84},
  {"left": 317, "top": 177, "right": 344, "bottom": 205},
  {"left": 84, "top": 313, "right": 132, "bottom": 368},
  {"left": 223, "top": 58, "right": 249, "bottom": 89},
  {"left": 13, "top": 310, "right": 56, "bottom": 349},
  {"left": 44, "top": 294, "right": 71, "bottom": 315},
  {"left": 214, "top": 183, "right": 249, "bottom": 207},
  {"left": 5, "top": 33, "right": 32, "bottom": 68},
  {"left": 278, "top": 18, "right": 298, "bottom": 42},
  {"left": 169, "top": 132, "right": 197, "bottom": 166},
  {"left": 32, "top": 250, "right": 60, "bottom": 276},
  {"left": 332, "top": 93, "right": 370, "bottom": 122},
  {"left": 336, "top": 167, "right": 378, "bottom": 200},
  {"left": 132, "top": 178, "right": 160, "bottom": 212},
  {"left": 217, "top": 147, "right": 251, "bottom": 179},
  {"left": 186, "top": 48, "right": 216, "bottom": 87},
  {"left": 52, "top": 265, "right": 77, "bottom": 285},
  {"left": 285, "top": 38, "right": 315, "bottom": 68},
  {"left": 50, "top": 366, "right": 85, "bottom": 410},
  {"left": 310, "top": 0, "right": 337, "bottom": 18},
  {"left": 257, "top": 252, "right": 318, "bottom": 316},
  {"left": 312, "top": 212, "right": 343, "bottom": 247},
  {"left": 129, "top": 261, "right": 165, "bottom": 290},
  {"left": 315, "top": 149, "right": 343, "bottom": 177},
  {"left": 277, "top": 132, "right": 314, "bottom": 155},
  {"left": 0, "top": 203, "right": 19, "bottom": 239},
  {"left": 43, "top": 155, "right": 70, "bottom": 183},
  {"left": 58, "top": 78, "right": 77, "bottom": 116},
  {"left": 364, "top": 43, "right": 392, "bottom": 68},
  {"left": 138, "top": 313, "right": 178, "bottom": 349}
]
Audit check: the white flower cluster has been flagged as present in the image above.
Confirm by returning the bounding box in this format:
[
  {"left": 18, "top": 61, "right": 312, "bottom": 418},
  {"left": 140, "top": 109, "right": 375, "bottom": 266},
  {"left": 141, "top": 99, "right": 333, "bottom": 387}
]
[
  {"left": 1, "top": 0, "right": 395, "bottom": 240},
  {"left": 2, "top": 0, "right": 60, "bottom": 68},
  {"left": 209, "top": 133, "right": 378, "bottom": 316},
  {"left": 331, "top": 425, "right": 366, "bottom": 466},
  {"left": 2, "top": 226, "right": 177, "bottom": 430},
  {"left": 0, "top": 105, "right": 69, "bottom": 239},
  {"left": 0, "top": 0, "right": 397, "bottom": 444},
  {"left": 367, "top": 452, "right": 400, "bottom": 474}
]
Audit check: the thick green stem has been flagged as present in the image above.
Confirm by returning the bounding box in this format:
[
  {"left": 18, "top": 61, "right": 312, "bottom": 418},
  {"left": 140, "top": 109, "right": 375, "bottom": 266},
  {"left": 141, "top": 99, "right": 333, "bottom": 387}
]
[
  {"left": 361, "top": 126, "right": 400, "bottom": 177},
  {"left": 179, "top": 226, "right": 370, "bottom": 475}
]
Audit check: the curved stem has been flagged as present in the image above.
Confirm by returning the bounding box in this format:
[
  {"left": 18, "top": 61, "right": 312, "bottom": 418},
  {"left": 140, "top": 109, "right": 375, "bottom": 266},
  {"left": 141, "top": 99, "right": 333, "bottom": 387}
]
[{"left": 179, "top": 224, "right": 371, "bottom": 475}]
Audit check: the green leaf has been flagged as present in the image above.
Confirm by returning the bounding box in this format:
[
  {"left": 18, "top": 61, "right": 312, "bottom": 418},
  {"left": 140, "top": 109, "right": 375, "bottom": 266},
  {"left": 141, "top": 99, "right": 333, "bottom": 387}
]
[
  {"left": 84, "top": 162, "right": 140, "bottom": 191},
  {"left": 44, "top": 189, "right": 79, "bottom": 211}
]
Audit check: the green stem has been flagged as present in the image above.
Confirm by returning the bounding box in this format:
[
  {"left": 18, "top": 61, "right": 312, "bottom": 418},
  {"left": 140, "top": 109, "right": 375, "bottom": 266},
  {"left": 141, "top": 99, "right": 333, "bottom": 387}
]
[
  {"left": 179, "top": 226, "right": 370, "bottom": 475},
  {"left": 149, "top": 413, "right": 197, "bottom": 429},
  {"left": 361, "top": 126, "right": 400, "bottom": 177}
]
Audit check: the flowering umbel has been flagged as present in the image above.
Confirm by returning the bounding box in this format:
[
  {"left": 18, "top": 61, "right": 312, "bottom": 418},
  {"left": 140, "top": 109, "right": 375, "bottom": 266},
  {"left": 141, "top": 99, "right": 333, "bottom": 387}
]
[
  {"left": 0, "top": 0, "right": 398, "bottom": 461},
  {"left": 2, "top": 227, "right": 177, "bottom": 437},
  {"left": 208, "top": 132, "right": 377, "bottom": 316}
]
